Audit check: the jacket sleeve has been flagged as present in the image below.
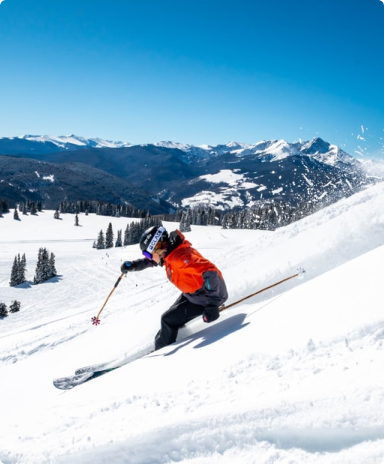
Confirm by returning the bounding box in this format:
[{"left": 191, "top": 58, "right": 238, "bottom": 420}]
[
  {"left": 129, "top": 258, "right": 158, "bottom": 271},
  {"left": 202, "top": 270, "right": 228, "bottom": 308}
]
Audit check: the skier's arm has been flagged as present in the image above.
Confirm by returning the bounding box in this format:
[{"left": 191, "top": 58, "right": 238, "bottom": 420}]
[
  {"left": 202, "top": 270, "right": 228, "bottom": 322},
  {"left": 121, "top": 258, "right": 157, "bottom": 273}
]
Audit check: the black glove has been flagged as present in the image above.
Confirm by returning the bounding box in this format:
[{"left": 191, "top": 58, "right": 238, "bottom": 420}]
[
  {"left": 202, "top": 306, "right": 220, "bottom": 323},
  {"left": 120, "top": 261, "right": 136, "bottom": 274}
]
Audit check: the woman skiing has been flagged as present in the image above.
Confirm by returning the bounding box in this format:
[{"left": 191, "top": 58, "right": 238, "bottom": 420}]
[{"left": 120, "top": 226, "right": 228, "bottom": 350}]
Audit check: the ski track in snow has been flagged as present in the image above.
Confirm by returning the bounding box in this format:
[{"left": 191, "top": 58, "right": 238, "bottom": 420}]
[{"left": 0, "top": 182, "right": 384, "bottom": 463}]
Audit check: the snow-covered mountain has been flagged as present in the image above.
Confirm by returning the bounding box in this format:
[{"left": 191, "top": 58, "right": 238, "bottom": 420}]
[
  {"left": 0, "top": 134, "right": 359, "bottom": 167},
  {"left": 0, "top": 135, "right": 380, "bottom": 212},
  {"left": 153, "top": 137, "right": 356, "bottom": 168},
  {"left": 0, "top": 181, "right": 384, "bottom": 463},
  {"left": 0, "top": 134, "right": 132, "bottom": 152}
]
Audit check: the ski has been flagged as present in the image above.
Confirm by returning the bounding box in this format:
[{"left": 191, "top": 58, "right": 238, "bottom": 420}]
[
  {"left": 53, "top": 367, "right": 121, "bottom": 390},
  {"left": 53, "top": 345, "right": 154, "bottom": 390}
]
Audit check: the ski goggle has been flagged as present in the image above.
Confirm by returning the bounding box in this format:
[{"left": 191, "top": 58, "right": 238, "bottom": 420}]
[{"left": 142, "top": 227, "right": 166, "bottom": 259}]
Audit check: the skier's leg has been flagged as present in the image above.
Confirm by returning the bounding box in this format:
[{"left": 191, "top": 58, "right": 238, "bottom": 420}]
[{"left": 154, "top": 294, "right": 204, "bottom": 350}]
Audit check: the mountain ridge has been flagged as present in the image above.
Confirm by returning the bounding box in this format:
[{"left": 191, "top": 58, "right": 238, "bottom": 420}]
[{"left": 0, "top": 135, "right": 379, "bottom": 213}]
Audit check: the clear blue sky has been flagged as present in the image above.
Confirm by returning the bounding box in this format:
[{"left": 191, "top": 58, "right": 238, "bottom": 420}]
[{"left": 0, "top": 0, "right": 383, "bottom": 158}]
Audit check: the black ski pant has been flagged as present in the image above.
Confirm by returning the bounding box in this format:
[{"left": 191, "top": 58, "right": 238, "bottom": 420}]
[{"left": 154, "top": 294, "right": 205, "bottom": 350}]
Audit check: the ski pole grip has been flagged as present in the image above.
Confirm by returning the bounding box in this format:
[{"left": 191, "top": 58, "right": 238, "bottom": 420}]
[{"left": 114, "top": 273, "right": 124, "bottom": 288}]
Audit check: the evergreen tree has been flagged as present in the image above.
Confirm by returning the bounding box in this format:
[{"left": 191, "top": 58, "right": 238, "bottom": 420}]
[
  {"left": 9, "top": 253, "right": 27, "bottom": 287},
  {"left": 96, "top": 230, "right": 105, "bottom": 249},
  {"left": 0, "top": 199, "right": 9, "bottom": 213},
  {"left": 123, "top": 223, "right": 131, "bottom": 246},
  {"left": 115, "top": 229, "right": 123, "bottom": 247},
  {"left": 20, "top": 253, "right": 27, "bottom": 283},
  {"left": 9, "top": 256, "right": 19, "bottom": 287},
  {"left": 9, "top": 300, "right": 21, "bottom": 313},
  {"left": 0, "top": 302, "right": 8, "bottom": 318},
  {"left": 179, "top": 210, "right": 192, "bottom": 232},
  {"left": 30, "top": 201, "right": 37, "bottom": 215},
  {"left": 34, "top": 248, "right": 55, "bottom": 284},
  {"left": 49, "top": 252, "right": 57, "bottom": 278},
  {"left": 105, "top": 223, "right": 114, "bottom": 248}
]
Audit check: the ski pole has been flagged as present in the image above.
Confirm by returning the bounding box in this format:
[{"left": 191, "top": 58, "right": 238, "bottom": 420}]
[
  {"left": 220, "top": 268, "right": 305, "bottom": 312},
  {"left": 91, "top": 273, "right": 124, "bottom": 325}
]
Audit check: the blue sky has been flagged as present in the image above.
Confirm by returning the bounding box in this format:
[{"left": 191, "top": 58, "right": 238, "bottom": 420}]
[{"left": 0, "top": 0, "right": 383, "bottom": 158}]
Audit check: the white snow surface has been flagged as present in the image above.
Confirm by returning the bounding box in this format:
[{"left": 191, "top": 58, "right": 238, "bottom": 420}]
[{"left": 1, "top": 182, "right": 384, "bottom": 464}]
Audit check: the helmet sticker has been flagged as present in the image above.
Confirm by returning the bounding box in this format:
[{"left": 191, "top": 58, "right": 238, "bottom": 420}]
[{"left": 146, "top": 227, "right": 166, "bottom": 254}]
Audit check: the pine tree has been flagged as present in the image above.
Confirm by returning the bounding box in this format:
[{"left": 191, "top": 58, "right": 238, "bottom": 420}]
[
  {"left": 20, "top": 253, "right": 27, "bottom": 283},
  {"left": 9, "top": 300, "right": 21, "bottom": 313},
  {"left": 9, "top": 256, "right": 19, "bottom": 287},
  {"left": 9, "top": 254, "right": 27, "bottom": 286},
  {"left": 115, "top": 229, "right": 123, "bottom": 247},
  {"left": 123, "top": 223, "right": 131, "bottom": 246},
  {"left": 0, "top": 302, "right": 8, "bottom": 318},
  {"left": 30, "top": 201, "right": 37, "bottom": 215},
  {"left": 34, "top": 247, "right": 54, "bottom": 284},
  {"left": 49, "top": 252, "right": 57, "bottom": 278},
  {"left": 96, "top": 230, "right": 105, "bottom": 249},
  {"left": 179, "top": 210, "right": 192, "bottom": 232},
  {"left": 105, "top": 223, "right": 114, "bottom": 248}
]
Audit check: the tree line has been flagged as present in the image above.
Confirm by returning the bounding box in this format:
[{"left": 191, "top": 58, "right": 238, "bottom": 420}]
[
  {"left": 93, "top": 215, "right": 163, "bottom": 250},
  {"left": 1, "top": 193, "right": 331, "bottom": 232}
]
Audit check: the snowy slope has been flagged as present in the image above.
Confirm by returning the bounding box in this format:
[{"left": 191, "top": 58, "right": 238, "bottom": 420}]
[{"left": 0, "top": 182, "right": 384, "bottom": 464}]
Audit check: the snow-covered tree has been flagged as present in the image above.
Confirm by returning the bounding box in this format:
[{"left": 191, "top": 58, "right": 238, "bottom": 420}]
[
  {"left": 0, "top": 302, "right": 8, "bottom": 318},
  {"left": 10, "top": 256, "right": 19, "bottom": 287},
  {"left": 179, "top": 210, "right": 192, "bottom": 232},
  {"left": 9, "top": 253, "right": 27, "bottom": 287},
  {"left": 96, "top": 230, "right": 105, "bottom": 249},
  {"left": 115, "top": 229, "right": 123, "bottom": 247},
  {"left": 105, "top": 223, "right": 114, "bottom": 249},
  {"left": 49, "top": 252, "right": 57, "bottom": 278},
  {"left": 34, "top": 248, "right": 56, "bottom": 284},
  {"left": 9, "top": 300, "right": 21, "bottom": 313}
]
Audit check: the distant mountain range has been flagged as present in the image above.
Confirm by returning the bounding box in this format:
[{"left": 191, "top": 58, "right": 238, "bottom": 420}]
[{"left": 0, "top": 135, "right": 379, "bottom": 213}]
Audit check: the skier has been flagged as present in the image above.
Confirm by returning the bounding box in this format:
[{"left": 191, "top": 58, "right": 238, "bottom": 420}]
[{"left": 120, "top": 226, "right": 228, "bottom": 350}]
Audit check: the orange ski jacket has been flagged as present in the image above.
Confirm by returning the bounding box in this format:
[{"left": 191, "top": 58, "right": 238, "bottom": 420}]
[{"left": 163, "top": 230, "right": 224, "bottom": 294}]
